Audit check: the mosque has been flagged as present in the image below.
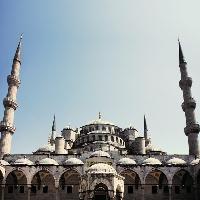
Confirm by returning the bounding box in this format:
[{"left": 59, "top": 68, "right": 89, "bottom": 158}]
[{"left": 0, "top": 36, "right": 200, "bottom": 200}]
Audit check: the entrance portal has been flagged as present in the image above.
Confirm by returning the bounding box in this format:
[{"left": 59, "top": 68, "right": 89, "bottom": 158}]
[{"left": 94, "top": 183, "right": 109, "bottom": 200}]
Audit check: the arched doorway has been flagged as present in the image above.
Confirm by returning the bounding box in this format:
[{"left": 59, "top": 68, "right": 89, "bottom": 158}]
[
  {"left": 94, "top": 183, "right": 109, "bottom": 200},
  {"left": 145, "top": 169, "right": 168, "bottom": 200},
  {"left": 30, "top": 170, "right": 56, "bottom": 200},
  {"left": 59, "top": 169, "right": 81, "bottom": 200},
  {"left": 120, "top": 170, "right": 141, "bottom": 200},
  {"left": 172, "top": 169, "right": 194, "bottom": 200},
  {"left": 5, "top": 170, "right": 28, "bottom": 200}
]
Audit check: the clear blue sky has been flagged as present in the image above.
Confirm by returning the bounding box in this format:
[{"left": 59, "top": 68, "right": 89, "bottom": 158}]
[{"left": 1, "top": 0, "right": 200, "bottom": 154}]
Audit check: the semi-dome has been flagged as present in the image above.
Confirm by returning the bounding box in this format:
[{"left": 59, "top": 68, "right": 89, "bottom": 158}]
[
  {"left": 117, "top": 158, "right": 136, "bottom": 165},
  {"left": 36, "top": 144, "right": 55, "bottom": 152},
  {"left": 167, "top": 157, "right": 187, "bottom": 165},
  {"left": 64, "top": 158, "right": 84, "bottom": 165},
  {"left": 190, "top": 159, "right": 200, "bottom": 165},
  {"left": 142, "top": 157, "right": 162, "bottom": 165},
  {"left": 39, "top": 158, "right": 58, "bottom": 165},
  {"left": 0, "top": 160, "right": 9, "bottom": 165},
  {"left": 87, "top": 163, "right": 116, "bottom": 174},
  {"left": 14, "top": 157, "right": 33, "bottom": 165},
  {"left": 89, "top": 150, "right": 111, "bottom": 158}
]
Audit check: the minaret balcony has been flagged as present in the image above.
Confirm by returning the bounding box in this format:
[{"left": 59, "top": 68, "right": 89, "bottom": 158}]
[
  {"left": 3, "top": 97, "right": 18, "bottom": 110},
  {"left": 184, "top": 123, "right": 200, "bottom": 136},
  {"left": 7, "top": 75, "right": 21, "bottom": 87},
  {"left": 179, "top": 77, "right": 192, "bottom": 89},
  {"left": 0, "top": 121, "right": 16, "bottom": 133},
  {"left": 181, "top": 98, "right": 196, "bottom": 111}
]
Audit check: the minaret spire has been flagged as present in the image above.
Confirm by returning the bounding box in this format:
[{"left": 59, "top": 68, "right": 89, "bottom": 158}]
[
  {"left": 50, "top": 114, "right": 56, "bottom": 145},
  {"left": 178, "top": 39, "right": 186, "bottom": 64},
  {"left": 0, "top": 35, "right": 23, "bottom": 155},
  {"left": 52, "top": 114, "right": 56, "bottom": 132},
  {"left": 14, "top": 34, "right": 23, "bottom": 63},
  {"left": 178, "top": 40, "right": 200, "bottom": 156},
  {"left": 144, "top": 115, "right": 148, "bottom": 140}
]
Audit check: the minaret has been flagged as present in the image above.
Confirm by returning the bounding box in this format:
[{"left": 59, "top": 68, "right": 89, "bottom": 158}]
[
  {"left": 50, "top": 114, "right": 56, "bottom": 145},
  {"left": 178, "top": 40, "right": 200, "bottom": 156},
  {"left": 0, "top": 35, "right": 23, "bottom": 155},
  {"left": 144, "top": 115, "right": 148, "bottom": 140}
]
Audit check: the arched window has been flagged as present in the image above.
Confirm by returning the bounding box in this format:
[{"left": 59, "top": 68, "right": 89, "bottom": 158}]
[
  {"left": 116, "top": 137, "right": 119, "bottom": 143},
  {"left": 111, "top": 136, "right": 114, "bottom": 142},
  {"left": 92, "top": 135, "right": 95, "bottom": 141},
  {"left": 98, "top": 135, "right": 102, "bottom": 141},
  {"left": 105, "top": 135, "right": 108, "bottom": 141}
]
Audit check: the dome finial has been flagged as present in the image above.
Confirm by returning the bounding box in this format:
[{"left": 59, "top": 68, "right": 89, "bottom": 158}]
[{"left": 98, "top": 112, "right": 101, "bottom": 120}]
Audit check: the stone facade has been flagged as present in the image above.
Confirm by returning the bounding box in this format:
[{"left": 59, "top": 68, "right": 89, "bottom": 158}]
[{"left": 0, "top": 37, "right": 200, "bottom": 200}]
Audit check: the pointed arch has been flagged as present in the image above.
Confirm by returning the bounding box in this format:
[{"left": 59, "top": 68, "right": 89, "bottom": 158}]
[
  {"left": 30, "top": 170, "right": 56, "bottom": 200},
  {"left": 172, "top": 169, "right": 194, "bottom": 200},
  {"left": 144, "top": 169, "right": 168, "bottom": 200},
  {"left": 120, "top": 169, "right": 141, "bottom": 200},
  {"left": 58, "top": 169, "right": 81, "bottom": 200},
  {"left": 5, "top": 170, "right": 28, "bottom": 200}
]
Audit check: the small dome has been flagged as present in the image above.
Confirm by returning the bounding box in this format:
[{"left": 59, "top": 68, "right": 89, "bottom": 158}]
[
  {"left": 64, "top": 158, "right": 84, "bottom": 165},
  {"left": 90, "top": 150, "right": 111, "bottom": 158},
  {"left": 146, "top": 143, "right": 162, "bottom": 152},
  {"left": 142, "top": 157, "right": 162, "bottom": 165},
  {"left": 190, "top": 159, "right": 200, "bottom": 165},
  {"left": 167, "top": 157, "right": 187, "bottom": 165},
  {"left": 39, "top": 158, "right": 58, "bottom": 165},
  {"left": 0, "top": 160, "right": 9, "bottom": 166},
  {"left": 117, "top": 158, "right": 136, "bottom": 165},
  {"left": 87, "top": 163, "right": 116, "bottom": 174},
  {"left": 14, "top": 158, "right": 33, "bottom": 165},
  {"left": 36, "top": 144, "right": 55, "bottom": 152}
]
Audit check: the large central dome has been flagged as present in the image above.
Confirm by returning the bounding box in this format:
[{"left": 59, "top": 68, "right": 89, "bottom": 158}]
[{"left": 86, "top": 113, "right": 115, "bottom": 126}]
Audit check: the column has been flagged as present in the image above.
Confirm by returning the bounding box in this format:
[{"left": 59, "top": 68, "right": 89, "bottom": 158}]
[
  {"left": 27, "top": 186, "right": 30, "bottom": 200},
  {"left": 168, "top": 185, "right": 172, "bottom": 200},
  {"left": 1, "top": 185, "right": 4, "bottom": 200},
  {"left": 55, "top": 188, "right": 59, "bottom": 200},
  {"left": 141, "top": 185, "right": 145, "bottom": 200}
]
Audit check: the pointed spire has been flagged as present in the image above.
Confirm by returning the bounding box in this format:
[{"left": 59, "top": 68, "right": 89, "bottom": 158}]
[
  {"left": 144, "top": 115, "right": 148, "bottom": 140},
  {"left": 52, "top": 114, "right": 56, "bottom": 131},
  {"left": 178, "top": 39, "right": 186, "bottom": 64},
  {"left": 14, "top": 34, "right": 23, "bottom": 63}
]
